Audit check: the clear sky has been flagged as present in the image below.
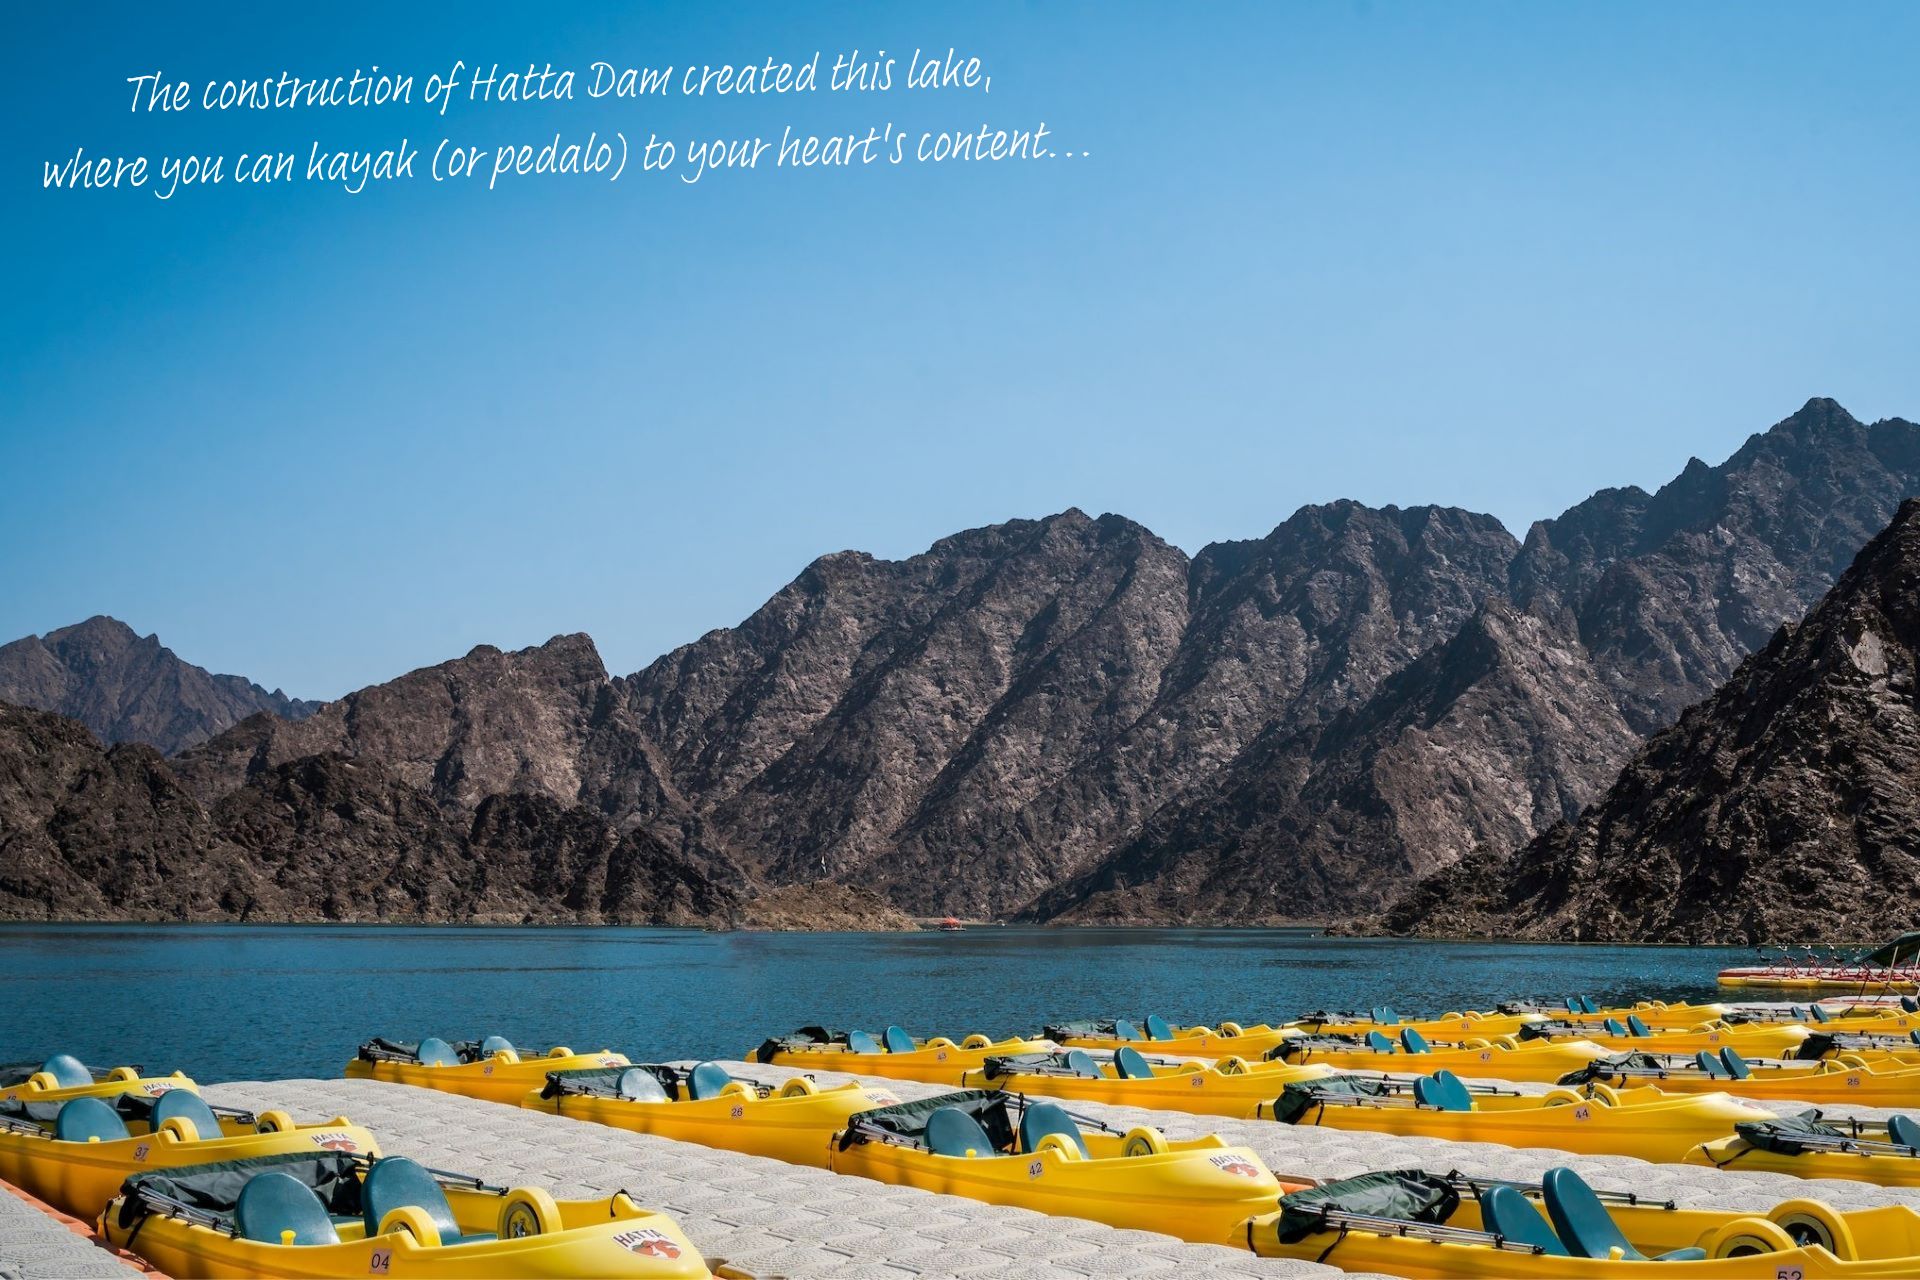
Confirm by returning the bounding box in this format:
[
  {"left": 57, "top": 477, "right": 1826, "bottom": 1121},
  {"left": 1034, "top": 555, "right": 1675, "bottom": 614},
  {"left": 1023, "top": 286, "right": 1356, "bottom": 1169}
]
[{"left": 7, "top": 2, "right": 1918, "bottom": 698}]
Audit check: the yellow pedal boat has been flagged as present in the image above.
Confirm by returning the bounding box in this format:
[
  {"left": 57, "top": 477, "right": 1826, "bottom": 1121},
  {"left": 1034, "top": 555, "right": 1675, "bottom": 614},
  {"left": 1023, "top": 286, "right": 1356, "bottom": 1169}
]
[
  {"left": 1042, "top": 1015, "right": 1298, "bottom": 1058},
  {"left": 1520, "top": 1017, "right": 1813, "bottom": 1057},
  {"left": 1687, "top": 1109, "right": 1920, "bottom": 1187},
  {"left": 0, "top": 1087, "right": 377, "bottom": 1219},
  {"left": 1255, "top": 1069, "right": 1769, "bottom": 1163},
  {"left": 1251, "top": 1165, "right": 1920, "bottom": 1276},
  {"left": 1286, "top": 1006, "right": 1547, "bottom": 1039},
  {"left": 523, "top": 1061, "right": 899, "bottom": 1167},
  {"left": 344, "top": 1035, "right": 629, "bottom": 1105},
  {"left": 961, "top": 1047, "right": 1338, "bottom": 1117},
  {"left": 102, "top": 1150, "right": 710, "bottom": 1278},
  {"left": 827, "top": 1089, "right": 1302, "bottom": 1246},
  {"left": 1269, "top": 1029, "right": 1615, "bottom": 1082},
  {"left": 0, "top": 1053, "right": 196, "bottom": 1105},
  {"left": 1563, "top": 1047, "right": 1920, "bottom": 1106},
  {"left": 749, "top": 1025, "right": 1054, "bottom": 1085}
]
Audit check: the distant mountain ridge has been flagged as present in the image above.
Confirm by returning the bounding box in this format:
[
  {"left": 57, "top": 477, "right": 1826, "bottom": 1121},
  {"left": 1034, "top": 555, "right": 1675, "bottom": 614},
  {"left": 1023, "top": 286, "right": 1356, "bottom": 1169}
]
[
  {"left": 0, "top": 616, "right": 317, "bottom": 754},
  {"left": 5, "top": 398, "right": 1917, "bottom": 932}
]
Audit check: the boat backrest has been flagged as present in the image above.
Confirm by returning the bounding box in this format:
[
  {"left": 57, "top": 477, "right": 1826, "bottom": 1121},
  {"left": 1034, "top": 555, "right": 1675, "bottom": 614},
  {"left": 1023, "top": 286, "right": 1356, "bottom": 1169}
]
[
  {"left": 684, "top": 1062, "right": 733, "bottom": 1100},
  {"left": 1400, "top": 1028, "right": 1431, "bottom": 1054},
  {"left": 1811, "top": 1004, "right": 1831, "bottom": 1023},
  {"left": 39, "top": 1054, "right": 92, "bottom": 1089},
  {"left": 1719, "top": 1048, "right": 1751, "bottom": 1080},
  {"left": 1625, "top": 1015, "right": 1651, "bottom": 1037},
  {"left": 1603, "top": 1018, "right": 1627, "bottom": 1036},
  {"left": 616, "top": 1068, "right": 671, "bottom": 1102},
  {"left": 53, "top": 1096, "right": 128, "bottom": 1143},
  {"left": 151, "top": 1089, "right": 224, "bottom": 1140},
  {"left": 1564, "top": 997, "right": 1580, "bottom": 1013},
  {"left": 1144, "top": 1015, "right": 1173, "bottom": 1041},
  {"left": 1063, "top": 1050, "right": 1103, "bottom": 1079},
  {"left": 362, "top": 1156, "right": 459, "bottom": 1242},
  {"left": 1018, "top": 1102, "right": 1088, "bottom": 1156},
  {"left": 416, "top": 1037, "right": 458, "bottom": 1067},
  {"left": 883, "top": 1026, "right": 916, "bottom": 1054},
  {"left": 1888, "top": 1114, "right": 1920, "bottom": 1149},
  {"left": 1371, "top": 1006, "right": 1398, "bottom": 1025},
  {"left": 479, "top": 1035, "right": 515, "bottom": 1058},
  {"left": 1693, "top": 1050, "right": 1730, "bottom": 1079},
  {"left": 1112, "top": 1018, "right": 1142, "bottom": 1041},
  {"left": 1580, "top": 997, "right": 1600, "bottom": 1015},
  {"left": 1482, "top": 1185, "right": 1567, "bottom": 1256},
  {"left": 847, "top": 1031, "right": 882, "bottom": 1055},
  {"left": 926, "top": 1106, "right": 994, "bottom": 1157},
  {"left": 1113, "top": 1046, "right": 1155, "bottom": 1079},
  {"left": 1365, "top": 1031, "right": 1397, "bottom": 1053},
  {"left": 1541, "top": 1167, "right": 1642, "bottom": 1261},
  {"left": 238, "top": 1171, "right": 341, "bottom": 1246},
  {"left": 1903, "top": 996, "right": 1920, "bottom": 1013},
  {"left": 1412, "top": 1070, "right": 1472, "bottom": 1112}
]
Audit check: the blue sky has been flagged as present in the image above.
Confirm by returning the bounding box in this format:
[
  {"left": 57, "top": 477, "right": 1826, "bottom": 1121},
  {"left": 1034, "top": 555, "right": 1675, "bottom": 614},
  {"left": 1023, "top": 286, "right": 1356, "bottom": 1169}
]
[{"left": 7, "top": 2, "right": 1918, "bottom": 698}]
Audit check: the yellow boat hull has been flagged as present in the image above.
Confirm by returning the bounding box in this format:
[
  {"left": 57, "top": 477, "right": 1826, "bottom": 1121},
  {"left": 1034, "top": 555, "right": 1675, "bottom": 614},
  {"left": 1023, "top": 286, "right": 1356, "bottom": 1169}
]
[
  {"left": 1262, "top": 1084, "right": 1770, "bottom": 1163},
  {"left": 0, "top": 1115, "right": 378, "bottom": 1219},
  {"left": 830, "top": 1130, "right": 1295, "bottom": 1246},
  {"left": 754, "top": 1037, "right": 1055, "bottom": 1086},
  {"left": 0, "top": 1070, "right": 196, "bottom": 1106},
  {"left": 1568, "top": 1023, "right": 1812, "bottom": 1056},
  {"left": 1052, "top": 1023, "right": 1298, "bottom": 1058},
  {"left": 1286, "top": 1013, "right": 1545, "bottom": 1039},
  {"left": 1586, "top": 1058, "right": 1920, "bottom": 1106},
  {"left": 102, "top": 1184, "right": 711, "bottom": 1278},
  {"left": 1280, "top": 1038, "right": 1615, "bottom": 1082},
  {"left": 523, "top": 1078, "right": 900, "bottom": 1167},
  {"left": 1687, "top": 1134, "right": 1920, "bottom": 1187},
  {"left": 345, "top": 1049, "right": 630, "bottom": 1105},
  {"left": 961, "top": 1059, "right": 1339, "bottom": 1118}
]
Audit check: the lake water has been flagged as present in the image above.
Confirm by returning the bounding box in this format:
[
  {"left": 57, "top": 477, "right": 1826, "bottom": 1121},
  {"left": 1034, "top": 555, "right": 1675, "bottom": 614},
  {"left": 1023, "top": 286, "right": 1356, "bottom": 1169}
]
[{"left": 0, "top": 924, "right": 1745, "bottom": 1082}]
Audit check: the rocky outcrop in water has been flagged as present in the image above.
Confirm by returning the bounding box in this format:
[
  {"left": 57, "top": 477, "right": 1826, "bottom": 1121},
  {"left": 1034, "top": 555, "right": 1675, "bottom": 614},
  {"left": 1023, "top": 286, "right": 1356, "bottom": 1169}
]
[
  {"left": 1382, "top": 498, "right": 1920, "bottom": 943},
  {"left": 0, "top": 616, "right": 317, "bottom": 754}
]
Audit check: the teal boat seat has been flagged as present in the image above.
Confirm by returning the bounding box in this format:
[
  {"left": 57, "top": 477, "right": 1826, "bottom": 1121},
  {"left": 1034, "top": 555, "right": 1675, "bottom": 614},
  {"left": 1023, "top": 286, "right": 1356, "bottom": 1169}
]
[
  {"left": 1018, "top": 1101, "right": 1089, "bottom": 1156},
  {"left": 1542, "top": 1167, "right": 1705, "bottom": 1261},
  {"left": 1581, "top": 997, "right": 1601, "bottom": 1015},
  {"left": 1694, "top": 1050, "right": 1730, "bottom": 1079},
  {"left": 1811, "top": 1004, "right": 1831, "bottom": 1023},
  {"left": 616, "top": 1068, "right": 670, "bottom": 1102},
  {"left": 151, "top": 1089, "right": 225, "bottom": 1140},
  {"left": 479, "top": 1035, "right": 515, "bottom": 1057},
  {"left": 684, "top": 1062, "right": 733, "bottom": 1100},
  {"left": 1365, "top": 1031, "right": 1398, "bottom": 1053},
  {"left": 883, "top": 1026, "right": 917, "bottom": 1054},
  {"left": 926, "top": 1107, "right": 994, "bottom": 1157},
  {"left": 1113, "top": 1046, "right": 1155, "bottom": 1080},
  {"left": 1790, "top": 1006, "right": 1808, "bottom": 1020},
  {"left": 1371, "top": 1006, "right": 1398, "bottom": 1025},
  {"left": 1144, "top": 1015, "right": 1173, "bottom": 1041},
  {"left": 1910, "top": 1031, "right": 1920, "bottom": 1046},
  {"left": 847, "top": 1031, "right": 882, "bottom": 1054},
  {"left": 1112, "top": 1018, "right": 1142, "bottom": 1041},
  {"left": 1603, "top": 1018, "right": 1627, "bottom": 1036},
  {"left": 1625, "top": 1016, "right": 1652, "bottom": 1037},
  {"left": 40, "top": 1054, "right": 93, "bottom": 1089},
  {"left": 238, "top": 1171, "right": 340, "bottom": 1246},
  {"left": 1413, "top": 1070, "right": 1472, "bottom": 1112},
  {"left": 1063, "top": 1050, "right": 1103, "bottom": 1079},
  {"left": 1903, "top": 996, "right": 1920, "bottom": 1014},
  {"left": 363, "top": 1155, "right": 492, "bottom": 1244},
  {"left": 1887, "top": 1114, "right": 1920, "bottom": 1149},
  {"left": 53, "top": 1096, "right": 128, "bottom": 1143},
  {"left": 1482, "top": 1184, "right": 1567, "bottom": 1255},
  {"left": 1565, "top": 997, "right": 1580, "bottom": 1013},
  {"left": 416, "top": 1037, "right": 458, "bottom": 1067},
  {"left": 1400, "top": 1028, "right": 1431, "bottom": 1054},
  {"left": 1719, "top": 1048, "right": 1751, "bottom": 1080}
]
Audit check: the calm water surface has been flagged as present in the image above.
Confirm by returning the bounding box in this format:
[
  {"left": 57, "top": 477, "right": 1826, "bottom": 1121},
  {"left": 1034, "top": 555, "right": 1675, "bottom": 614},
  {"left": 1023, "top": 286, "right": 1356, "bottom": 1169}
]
[{"left": 0, "top": 925, "right": 1743, "bottom": 1082}]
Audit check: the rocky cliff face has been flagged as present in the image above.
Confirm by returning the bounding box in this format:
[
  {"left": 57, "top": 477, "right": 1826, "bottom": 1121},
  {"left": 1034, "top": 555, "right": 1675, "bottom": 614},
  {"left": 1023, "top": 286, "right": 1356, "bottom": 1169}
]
[
  {"left": 1384, "top": 499, "right": 1920, "bottom": 943},
  {"left": 0, "top": 616, "right": 317, "bottom": 754}
]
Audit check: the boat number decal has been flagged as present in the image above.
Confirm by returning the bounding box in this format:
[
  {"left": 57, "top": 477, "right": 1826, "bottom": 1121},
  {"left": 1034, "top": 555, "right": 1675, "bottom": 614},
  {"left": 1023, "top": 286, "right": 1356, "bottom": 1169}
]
[
  {"left": 1848, "top": 1075, "right": 1861, "bottom": 1087},
  {"left": 1190, "top": 1076, "right": 1205, "bottom": 1087},
  {"left": 310, "top": 1131, "right": 362, "bottom": 1152},
  {"left": 1208, "top": 1153, "right": 1262, "bottom": 1178},
  {"left": 1776, "top": 1269, "right": 1805, "bottom": 1280},
  {"left": 1708, "top": 1033, "right": 1721, "bottom": 1043},
  {"left": 936, "top": 1050, "right": 948, "bottom": 1061},
  {"left": 368, "top": 1247, "right": 392, "bottom": 1274},
  {"left": 132, "top": 1143, "right": 150, "bottom": 1162},
  {"left": 1028, "top": 1159, "right": 1044, "bottom": 1179},
  {"left": 614, "top": 1228, "right": 683, "bottom": 1258},
  {"left": 483, "top": 1064, "right": 494, "bottom": 1075},
  {"left": 141, "top": 1083, "right": 175, "bottom": 1095},
  {"left": 730, "top": 1104, "right": 745, "bottom": 1118},
  {"left": 1572, "top": 1105, "right": 1591, "bottom": 1122},
  {"left": 1478, "top": 1052, "right": 1492, "bottom": 1062}
]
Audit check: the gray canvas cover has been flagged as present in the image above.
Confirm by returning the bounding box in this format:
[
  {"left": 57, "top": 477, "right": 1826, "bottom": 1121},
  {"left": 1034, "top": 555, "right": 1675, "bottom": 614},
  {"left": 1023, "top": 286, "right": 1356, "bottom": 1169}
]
[{"left": 1272, "top": 1169, "right": 1460, "bottom": 1244}]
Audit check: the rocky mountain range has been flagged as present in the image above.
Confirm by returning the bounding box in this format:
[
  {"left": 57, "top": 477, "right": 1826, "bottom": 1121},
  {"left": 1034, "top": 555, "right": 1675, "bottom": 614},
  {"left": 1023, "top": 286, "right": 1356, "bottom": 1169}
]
[
  {"left": 2, "top": 397, "right": 1915, "bottom": 932},
  {"left": 0, "top": 616, "right": 316, "bottom": 754},
  {"left": 1381, "top": 497, "right": 1920, "bottom": 943}
]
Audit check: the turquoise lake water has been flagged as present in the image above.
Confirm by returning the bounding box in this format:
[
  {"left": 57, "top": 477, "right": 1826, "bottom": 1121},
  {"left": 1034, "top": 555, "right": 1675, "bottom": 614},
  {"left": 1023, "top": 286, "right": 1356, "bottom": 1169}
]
[{"left": 0, "top": 924, "right": 1746, "bottom": 1082}]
